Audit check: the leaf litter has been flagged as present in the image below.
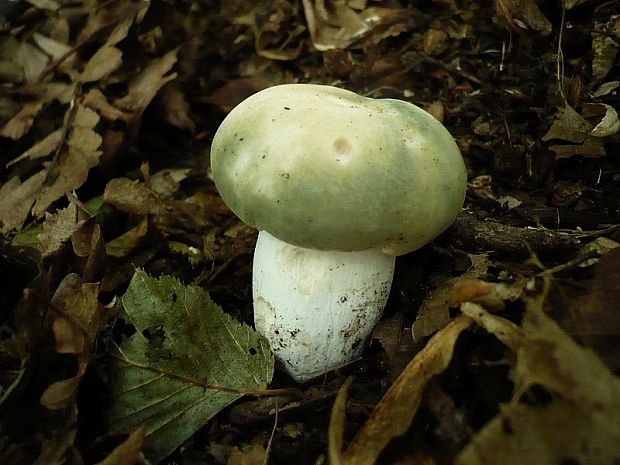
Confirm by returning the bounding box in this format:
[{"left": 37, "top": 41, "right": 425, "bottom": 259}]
[{"left": 0, "top": 0, "right": 619, "bottom": 464}]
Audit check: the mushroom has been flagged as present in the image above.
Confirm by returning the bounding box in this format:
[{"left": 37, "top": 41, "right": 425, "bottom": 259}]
[{"left": 210, "top": 84, "right": 466, "bottom": 382}]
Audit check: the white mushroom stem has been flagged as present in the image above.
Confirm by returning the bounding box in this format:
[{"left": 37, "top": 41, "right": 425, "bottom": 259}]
[{"left": 252, "top": 230, "right": 395, "bottom": 382}]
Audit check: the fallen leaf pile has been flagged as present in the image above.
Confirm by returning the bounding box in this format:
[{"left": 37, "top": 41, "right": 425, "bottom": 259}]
[{"left": 1, "top": 0, "right": 619, "bottom": 464}]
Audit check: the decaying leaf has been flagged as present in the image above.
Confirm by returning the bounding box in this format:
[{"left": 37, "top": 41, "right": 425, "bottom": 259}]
[
  {"left": 149, "top": 167, "right": 190, "bottom": 198},
  {"left": 555, "top": 245, "right": 620, "bottom": 371},
  {"left": 37, "top": 202, "right": 84, "bottom": 257},
  {"left": 591, "top": 15, "right": 620, "bottom": 81},
  {"left": 302, "top": 0, "right": 412, "bottom": 51},
  {"left": 0, "top": 101, "right": 44, "bottom": 140},
  {"left": 412, "top": 253, "right": 490, "bottom": 342},
  {"left": 101, "top": 270, "right": 274, "bottom": 462},
  {"left": 103, "top": 177, "right": 162, "bottom": 215},
  {"left": 81, "top": 17, "right": 133, "bottom": 83},
  {"left": 492, "top": 0, "right": 552, "bottom": 35},
  {"left": 159, "top": 84, "right": 195, "bottom": 131},
  {"left": 114, "top": 48, "right": 178, "bottom": 120},
  {"left": 331, "top": 316, "right": 471, "bottom": 465},
  {"left": 96, "top": 427, "right": 147, "bottom": 465},
  {"left": 0, "top": 172, "right": 46, "bottom": 233},
  {"left": 8, "top": 129, "right": 63, "bottom": 167},
  {"left": 456, "top": 283, "right": 620, "bottom": 465},
  {"left": 542, "top": 103, "right": 616, "bottom": 159},
  {"left": 585, "top": 102, "right": 620, "bottom": 137},
  {"left": 32, "top": 104, "right": 103, "bottom": 216}
]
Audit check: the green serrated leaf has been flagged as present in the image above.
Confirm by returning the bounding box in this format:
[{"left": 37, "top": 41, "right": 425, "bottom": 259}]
[{"left": 101, "top": 270, "right": 274, "bottom": 462}]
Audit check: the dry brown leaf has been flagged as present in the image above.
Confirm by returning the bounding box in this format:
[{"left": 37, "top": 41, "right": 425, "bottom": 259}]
[
  {"left": 547, "top": 140, "right": 605, "bottom": 158},
  {"left": 160, "top": 84, "right": 195, "bottom": 131},
  {"left": 329, "top": 376, "right": 353, "bottom": 465},
  {"left": 372, "top": 312, "right": 416, "bottom": 380},
  {"left": 33, "top": 105, "right": 103, "bottom": 216},
  {"left": 200, "top": 76, "right": 275, "bottom": 113},
  {"left": 39, "top": 274, "right": 109, "bottom": 412},
  {"left": 456, "top": 400, "right": 620, "bottom": 465},
  {"left": 334, "top": 316, "right": 472, "bottom": 465},
  {"left": 40, "top": 371, "right": 82, "bottom": 410},
  {"left": 32, "top": 33, "right": 72, "bottom": 61},
  {"left": 114, "top": 48, "right": 178, "bottom": 120},
  {"left": 456, "top": 284, "right": 620, "bottom": 465},
  {"left": 412, "top": 254, "right": 490, "bottom": 342},
  {"left": 15, "top": 42, "right": 48, "bottom": 82},
  {"left": 25, "top": 0, "right": 59, "bottom": 10},
  {"left": 227, "top": 443, "right": 268, "bottom": 465},
  {"left": 104, "top": 178, "right": 162, "bottom": 215},
  {"left": 83, "top": 88, "right": 129, "bottom": 121},
  {"left": 31, "top": 427, "right": 79, "bottom": 465},
  {"left": 591, "top": 16, "right": 620, "bottom": 81},
  {"left": 149, "top": 168, "right": 191, "bottom": 198},
  {"left": 302, "top": 0, "right": 410, "bottom": 51},
  {"left": 0, "top": 101, "right": 44, "bottom": 140},
  {"left": 0, "top": 60, "right": 24, "bottom": 82},
  {"left": 460, "top": 301, "right": 523, "bottom": 350},
  {"left": 516, "top": 286, "right": 620, "bottom": 408},
  {"left": 0, "top": 171, "right": 46, "bottom": 233},
  {"left": 81, "top": 46, "right": 123, "bottom": 83},
  {"left": 571, "top": 247, "right": 620, "bottom": 369},
  {"left": 563, "top": 0, "right": 590, "bottom": 8},
  {"left": 542, "top": 104, "right": 610, "bottom": 159},
  {"left": 492, "top": 0, "right": 552, "bottom": 35},
  {"left": 51, "top": 279, "right": 102, "bottom": 354},
  {"left": 584, "top": 102, "right": 620, "bottom": 137},
  {"left": 8, "top": 128, "right": 63, "bottom": 167},
  {"left": 96, "top": 427, "right": 147, "bottom": 465},
  {"left": 81, "top": 17, "right": 133, "bottom": 83},
  {"left": 423, "top": 28, "right": 449, "bottom": 56},
  {"left": 38, "top": 202, "right": 84, "bottom": 257},
  {"left": 105, "top": 217, "right": 150, "bottom": 258}
]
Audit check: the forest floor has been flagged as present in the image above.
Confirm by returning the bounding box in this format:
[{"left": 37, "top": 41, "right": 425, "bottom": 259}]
[{"left": 0, "top": 1, "right": 619, "bottom": 464}]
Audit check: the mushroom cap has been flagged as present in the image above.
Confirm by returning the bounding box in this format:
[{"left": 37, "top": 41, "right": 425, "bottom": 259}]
[{"left": 210, "top": 84, "right": 467, "bottom": 255}]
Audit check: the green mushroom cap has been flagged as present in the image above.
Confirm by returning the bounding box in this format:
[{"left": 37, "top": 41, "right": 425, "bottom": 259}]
[{"left": 210, "top": 84, "right": 467, "bottom": 255}]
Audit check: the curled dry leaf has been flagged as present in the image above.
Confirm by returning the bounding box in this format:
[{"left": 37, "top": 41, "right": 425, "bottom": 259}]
[
  {"left": 586, "top": 103, "right": 620, "bottom": 137},
  {"left": 331, "top": 316, "right": 471, "bottom": 465}
]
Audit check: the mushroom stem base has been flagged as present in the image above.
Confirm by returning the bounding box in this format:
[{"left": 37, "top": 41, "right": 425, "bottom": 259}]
[{"left": 252, "top": 231, "right": 395, "bottom": 382}]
